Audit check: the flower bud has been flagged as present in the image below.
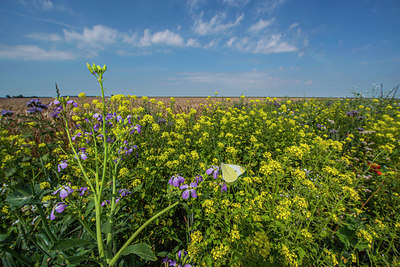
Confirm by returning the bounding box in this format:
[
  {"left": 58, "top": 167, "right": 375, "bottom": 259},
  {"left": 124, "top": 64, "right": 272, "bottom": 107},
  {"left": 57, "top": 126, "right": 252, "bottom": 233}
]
[{"left": 86, "top": 63, "right": 93, "bottom": 74}]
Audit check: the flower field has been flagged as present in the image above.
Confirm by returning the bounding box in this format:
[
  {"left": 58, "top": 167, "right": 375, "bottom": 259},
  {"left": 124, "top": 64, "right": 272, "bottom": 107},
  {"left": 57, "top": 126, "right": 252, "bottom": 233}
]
[{"left": 1, "top": 64, "right": 399, "bottom": 266}]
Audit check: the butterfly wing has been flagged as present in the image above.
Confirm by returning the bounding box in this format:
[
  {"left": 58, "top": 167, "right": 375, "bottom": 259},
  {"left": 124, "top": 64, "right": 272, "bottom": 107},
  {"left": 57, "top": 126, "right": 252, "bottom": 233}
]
[
  {"left": 221, "top": 163, "right": 245, "bottom": 183},
  {"left": 226, "top": 164, "right": 245, "bottom": 176}
]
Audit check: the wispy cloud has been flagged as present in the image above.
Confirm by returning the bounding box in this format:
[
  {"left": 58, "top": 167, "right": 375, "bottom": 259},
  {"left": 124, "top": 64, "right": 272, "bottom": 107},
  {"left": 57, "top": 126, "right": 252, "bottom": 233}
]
[
  {"left": 26, "top": 32, "right": 62, "bottom": 41},
  {"left": 222, "top": 0, "right": 250, "bottom": 7},
  {"left": 33, "top": 0, "right": 53, "bottom": 11},
  {"left": 193, "top": 12, "right": 244, "bottom": 35},
  {"left": 186, "top": 38, "right": 201, "bottom": 48},
  {"left": 226, "top": 34, "right": 297, "bottom": 54},
  {"left": 0, "top": 44, "right": 75, "bottom": 60},
  {"left": 187, "top": 0, "right": 205, "bottom": 14},
  {"left": 63, "top": 25, "right": 118, "bottom": 48},
  {"left": 256, "top": 0, "right": 286, "bottom": 14},
  {"left": 249, "top": 18, "right": 274, "bottom": 33},
  {"left": 138, "top": 29, "right": 184, "bottom": 47},
  {"left": 304, "top": 79, "right": 313, "bottom": 85},
  {"left": 353, "top": 44, "right": 371, "bottom": 53},
  {"left": 30, "top": 0, "right": 76, "bottom": 15}
]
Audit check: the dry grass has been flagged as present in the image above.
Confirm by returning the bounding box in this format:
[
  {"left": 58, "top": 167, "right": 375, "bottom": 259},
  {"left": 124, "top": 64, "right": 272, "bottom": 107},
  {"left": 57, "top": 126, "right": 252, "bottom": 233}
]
[{"left": 0, "top": 96, "right": 323, "bottom": 115}]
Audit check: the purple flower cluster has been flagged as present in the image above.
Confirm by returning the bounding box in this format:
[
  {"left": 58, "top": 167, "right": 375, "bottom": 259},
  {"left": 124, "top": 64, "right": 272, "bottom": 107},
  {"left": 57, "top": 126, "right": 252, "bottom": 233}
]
[
  {"left": 58, "top": 160, "right": 68, "bottom": 172},
  {"left": 50, "top": 184, "right": 89, "bottom": 220},
  {"left": 346, "top": 110, "right": 359, "bottom": 117},
  {"left": 101, "top": 188, "right": 132, "bottom": 206},
  {"left": 163, "top": 250, "right": 192, "bottom": 267},
  {"left": 1, "top": 110, "right": 13, "bottom": 116},
  {"left": 168, "top": 175, "right": 200, "bottom": 200},
  {"left": 206, "top": 166, "right": 219, "bottom": 179},
  {"left": 49, "top": 99, "right": 63, "bottom": 118},
  {"left": 27, "top": 98, "right": 48, "bottom": 114}
]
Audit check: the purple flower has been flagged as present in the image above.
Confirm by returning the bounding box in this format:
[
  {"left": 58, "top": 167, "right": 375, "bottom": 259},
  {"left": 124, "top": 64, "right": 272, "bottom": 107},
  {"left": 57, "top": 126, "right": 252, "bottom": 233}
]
[
  {"left": 66, "top": 100, "right": 78, "bottom": 107},
  {"left": 169, "top": 175, "right": 185, "bottom": 187},
  {"left": 1, "top": 110, "right": 13, "bottom": 116},
  {"left": 72, "top": 133, "right": 82, "bottom": 141},
  {"left": 177, "top": 250, "right": 188, "bottom": 259},
  {"left": 53, "top": 185, "right": 74, "bottom": 199},
  {"left": 101, "top": 200, "right": 111, "bottom": 206},
  {"left": 119, "top": 188, "right": 132, "bottom": 197},
  {"left": 93, "top": 123, "right": 100, "bottom": 132},
  {"left": 163, "top": 257, "right": 177, "bottom": 266},
  {"left": 220, "top": 182, "right": 227, "bottom": 192},
  {"left": 58, "top": 161, "right": 68, "bottom": 172},
  {"left": 53, "top": 99, "right": 60, "bottom": 105},
  {"left": 346, "top": 110, "right": 359, "bottom": 117},
  {"left": 206, "top": 166, "right": 219, "bottom": 179},
  {"left": 50, "top": 202, "right": 67, "bottom": 220},
  {"left": 330, "top": 129, "right": 339, "bottom": 133},
  {"left": 27, "top": 98, "right": 41, "bottom": 107},
  {"left": 93, "top": 113, "right": 102, "bottom": 121},
  {"left": 79, "top": 187, "right": 88, "bottom": 196},
  {"left": 195, "top": 175, "right": 203, "bottom": 183},
  {"left": 27, "top": 106, "right": 43, "bottom": 114},
  {"left": 180, "top": 182, "right": 198, "bottom": 199},
  {"left": 80, "top": 153, "right": 88, "bottom": 160},
  {"left": 130, "top": 124, "right": 141, "bottom": 134}
]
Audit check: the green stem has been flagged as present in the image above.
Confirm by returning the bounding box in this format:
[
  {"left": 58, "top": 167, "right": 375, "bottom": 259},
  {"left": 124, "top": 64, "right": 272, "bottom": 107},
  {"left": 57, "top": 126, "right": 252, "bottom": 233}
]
[
  {"left": 108, "top": 201, "right": 181, "bottom": 266},
  {"left": 94, "top": 198, "right": 105, "bottom": 260}
]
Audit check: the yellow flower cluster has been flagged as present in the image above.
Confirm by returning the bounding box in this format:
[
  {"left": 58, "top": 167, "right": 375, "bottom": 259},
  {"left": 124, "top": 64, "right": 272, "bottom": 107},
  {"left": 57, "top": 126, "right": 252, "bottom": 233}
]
[
  {"left": 211, "top": 243, "right": 229, "bottom": 261},
  {"left": 281, "top": 244, "right": 298, "bottom": 267}
]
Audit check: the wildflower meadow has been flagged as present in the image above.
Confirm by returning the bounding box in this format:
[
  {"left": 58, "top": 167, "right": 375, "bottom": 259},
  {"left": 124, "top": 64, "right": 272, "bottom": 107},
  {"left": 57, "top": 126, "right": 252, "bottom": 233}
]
[{"left": 0, "top": 64, "right": 399, "bottom": 266}]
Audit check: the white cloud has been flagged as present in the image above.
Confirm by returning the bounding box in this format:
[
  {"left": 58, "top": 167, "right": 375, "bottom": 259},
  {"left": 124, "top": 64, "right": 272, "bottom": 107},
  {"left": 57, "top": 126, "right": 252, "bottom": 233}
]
[
  {"left": 226, "top": 37, "right": 237, "bottom": 47},
  {"left": 256, "top": 0, "right": 286, "bottom": 14},
  {"left": 288, "top": 22, "right": 299, "bottom": 31},
  {"left": 151, "top": 30, "right": 184, "bottom": 46},
  {"left": 253, "top": 34, "right": 297, "bottom": 54},
  {"left": 187, "top": 0, "right": 205, "bottom": 13},
  {"left": 353, "top": 44, "right": 371, "bottom": 52},
  {"left": 222, "top": 0, "right": 250, "bottom": 7},
  {"left": 304, "top": 79, "right": 313, "bottom": 85},
  {"left": 138, "top": 29, "right": 184, "bottom": 47},
  {"left": 0, "top": 44, "right": 75, "bottom": 60},
  {"left": 226, "top": 34, "right": 296, "bottom": 54},
  {"left": 194, "top": 12, "right": 244, "bottom": 35},
  {"left": 26, "top": 32, "right": 62, "bottom": 41},
  {"left": 249, "top": 19, "right": 274, "bottom": 33},
  {"left": 186, "top": 38, "right": 201, "bottom": 48},
  {"left": 204, "top": 39, "right": 219, "bottom": 49},
  {"left": 63, "top": 25, "right": 118, "bottom": 48},
  {"left": 34, "top": 0, "right": 53, "bottom": 11}
]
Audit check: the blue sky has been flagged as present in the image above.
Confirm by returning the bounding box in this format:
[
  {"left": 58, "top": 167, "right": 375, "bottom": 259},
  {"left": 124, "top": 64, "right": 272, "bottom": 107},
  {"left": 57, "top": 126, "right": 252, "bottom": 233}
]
[{"left": 0, "top": 0, "right": 399, "bottom": 97}]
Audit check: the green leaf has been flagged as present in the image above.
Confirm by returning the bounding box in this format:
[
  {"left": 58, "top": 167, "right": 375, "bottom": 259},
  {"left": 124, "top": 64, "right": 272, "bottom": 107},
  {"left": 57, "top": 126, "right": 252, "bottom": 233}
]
[
  {"left": 84, "top": 198, "right": 95, "bottom": 218},
  {"left": 51, "top": 239, "right": 90, "bottom": 251},
  {"left": 0, "top": 234, "right": 9, "bottom": 243},
  {"left": 5, "top": 167, "right": 17, "bottom": 177},
  {"left": 6, "top": 191, "right": 34, "bottom": 209},
  {"left": 120, "top": 243, "right": 157, "bottom": 261},
  {"left": 67, "top": 255, "right": 97, "bottom": 264}
]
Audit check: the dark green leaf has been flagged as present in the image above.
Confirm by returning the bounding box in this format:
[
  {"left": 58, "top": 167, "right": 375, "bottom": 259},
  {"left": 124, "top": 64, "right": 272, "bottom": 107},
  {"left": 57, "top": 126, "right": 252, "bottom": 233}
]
[
  {"left": 51, "top": 239, "right": 90, "bottom": 251},
  {"left": 67, "top": 255, "right": 95, "bottom": 264},
  {"left": 5, "top": 167, "right": 17, "bottom": 177},
  {"left": 120, "top": 243, "right": 157, "bottom": 261},
  {"left": 6, "top": 192, "right": 34, "bottom": 209}
]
